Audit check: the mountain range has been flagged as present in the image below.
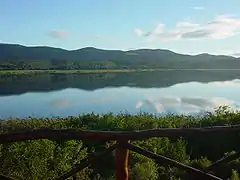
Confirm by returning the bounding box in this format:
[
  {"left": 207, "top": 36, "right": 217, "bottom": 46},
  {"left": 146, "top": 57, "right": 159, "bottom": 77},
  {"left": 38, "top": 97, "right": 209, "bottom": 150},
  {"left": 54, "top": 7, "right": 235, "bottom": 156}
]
[{"left": 0, "top": 43, "right": 240, "bottom": 70}]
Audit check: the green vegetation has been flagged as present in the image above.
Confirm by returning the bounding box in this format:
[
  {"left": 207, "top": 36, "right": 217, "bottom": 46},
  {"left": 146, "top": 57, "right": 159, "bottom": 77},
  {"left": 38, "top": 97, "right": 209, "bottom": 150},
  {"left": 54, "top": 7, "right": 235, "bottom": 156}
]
[
  {"left": 0, "top": 68, "right": 161, "bottom": 75},
  {"left": 1, "top": 43, "right": 240, "bottom": 70},
  {"left": 1, "top": 106, "right": 240, "bottom": 179},
  {"left": 1, "top": 69, "right": 240, "bottom": 75}
]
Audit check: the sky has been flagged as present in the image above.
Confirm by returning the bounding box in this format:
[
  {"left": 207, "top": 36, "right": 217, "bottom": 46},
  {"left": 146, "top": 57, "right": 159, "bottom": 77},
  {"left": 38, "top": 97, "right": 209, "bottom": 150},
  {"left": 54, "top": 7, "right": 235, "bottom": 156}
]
[{"left": 1, "top": 0, "right": 240, "bottom": 55}]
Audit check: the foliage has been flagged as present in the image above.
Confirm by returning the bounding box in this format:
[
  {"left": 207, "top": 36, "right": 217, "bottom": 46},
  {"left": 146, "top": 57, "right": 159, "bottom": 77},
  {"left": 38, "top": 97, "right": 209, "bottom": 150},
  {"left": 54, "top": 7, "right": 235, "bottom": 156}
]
[
  {"left": 129, "top": 160, "right": 159, "bottom": 180},
  {"left": 229, "top": 170, "right": 240, "bottom": 180},
  {"left": 0, "top": 140, "right": 90, "bottom": 180},
  {"left": 0, "top": 107, "right": 240, "bottom": 179},
  {"left": 190, "top": 156, "right": 212, "bottom": 168},
  {"left": 1, "top": 43, "right": 240, "bottom": 70}
]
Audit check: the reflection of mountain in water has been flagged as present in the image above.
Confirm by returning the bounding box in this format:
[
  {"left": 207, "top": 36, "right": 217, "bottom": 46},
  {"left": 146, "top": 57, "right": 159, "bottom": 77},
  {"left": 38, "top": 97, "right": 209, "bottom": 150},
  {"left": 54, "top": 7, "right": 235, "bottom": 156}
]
[{"left": 0, "top": 70, "right": 240, "bottom": 96}]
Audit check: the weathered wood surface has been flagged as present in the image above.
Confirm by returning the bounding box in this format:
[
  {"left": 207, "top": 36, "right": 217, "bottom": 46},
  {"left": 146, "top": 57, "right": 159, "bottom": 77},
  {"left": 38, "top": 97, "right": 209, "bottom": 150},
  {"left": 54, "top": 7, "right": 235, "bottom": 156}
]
[
  {"left": 205, "top": 151, "right": 240, "bottom": 172},
  {"left": 1, "top": 125, "right": 240, "bottom": 143},
  {"left": 115, "top": 141, "right": 129, "bottom": 180}
]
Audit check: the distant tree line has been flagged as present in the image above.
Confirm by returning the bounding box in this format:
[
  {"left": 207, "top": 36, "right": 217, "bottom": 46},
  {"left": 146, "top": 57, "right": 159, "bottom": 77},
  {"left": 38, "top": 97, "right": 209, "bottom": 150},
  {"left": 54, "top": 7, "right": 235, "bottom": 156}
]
[
  {"left": 1, "top": 43, "right": 240, "bottom": 70},
  {"left": 0, "top": 59, "right": 168, "bottom": 70}
]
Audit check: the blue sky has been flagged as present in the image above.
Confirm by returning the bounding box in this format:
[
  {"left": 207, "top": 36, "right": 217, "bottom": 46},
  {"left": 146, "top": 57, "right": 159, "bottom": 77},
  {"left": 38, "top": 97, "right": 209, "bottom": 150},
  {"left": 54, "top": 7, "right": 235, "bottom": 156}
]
[{"left": 1, "top": 0, "right": 240, "bottom": 55}]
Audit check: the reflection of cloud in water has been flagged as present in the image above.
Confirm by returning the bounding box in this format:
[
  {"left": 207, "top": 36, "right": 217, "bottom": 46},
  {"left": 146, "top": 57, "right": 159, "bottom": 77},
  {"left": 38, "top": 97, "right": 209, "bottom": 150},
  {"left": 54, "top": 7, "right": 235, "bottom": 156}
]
[
  {"left": 136, "top": 100, "right": 165, "bottom": 112},
  {"left": 212, "top": 79, "right": 240, "bottom": 87},
  {"left": 49, "top": 96, "right": 113, "bottom": 109},
  {"left": 88, "top": 97, "right": 113, "bottom": 103},
  {"left": 49, "top": 99, "right": 71, "bottom": 108},
  {"left": 136, "top": 96, "right": 238, "bottom": 114}
]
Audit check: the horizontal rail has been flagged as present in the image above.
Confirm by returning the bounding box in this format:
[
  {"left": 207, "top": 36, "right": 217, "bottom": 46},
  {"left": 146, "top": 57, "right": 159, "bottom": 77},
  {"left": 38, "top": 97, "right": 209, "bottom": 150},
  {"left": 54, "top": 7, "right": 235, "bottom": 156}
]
[
  {"left": 1, "top": 125, "right": 240, "bottom": 143},
  {"left": 204, "top": 152, "right": 240, "bottom": 172}
]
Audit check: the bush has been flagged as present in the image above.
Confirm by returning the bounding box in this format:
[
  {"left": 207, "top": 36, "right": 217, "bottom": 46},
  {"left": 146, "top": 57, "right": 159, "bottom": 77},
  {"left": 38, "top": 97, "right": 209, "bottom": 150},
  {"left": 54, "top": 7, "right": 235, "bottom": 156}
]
[
  {"left": 130, "top": 160, "right": 158, "bottom": 180},
  {"left": 1, "top": 107, "right": 240, "bottom": 179}
]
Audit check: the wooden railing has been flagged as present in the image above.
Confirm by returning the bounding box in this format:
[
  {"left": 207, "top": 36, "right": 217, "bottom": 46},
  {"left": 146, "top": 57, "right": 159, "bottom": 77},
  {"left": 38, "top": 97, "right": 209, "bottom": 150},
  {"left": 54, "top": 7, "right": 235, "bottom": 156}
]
[{"left": 1, "top": 125, "right": 240, "bottom": 180}]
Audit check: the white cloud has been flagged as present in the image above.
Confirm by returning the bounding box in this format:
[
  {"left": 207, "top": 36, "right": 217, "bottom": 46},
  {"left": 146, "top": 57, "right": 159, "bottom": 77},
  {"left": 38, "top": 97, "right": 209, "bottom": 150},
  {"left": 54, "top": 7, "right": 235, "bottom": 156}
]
[
  {"left": 176, "top": 21, "right": 200, "bottom": 29},
  {"left": 134, "top": 28, "right": 144, "bottom": 36},
  {"left": 134, "top": 14, "right": 240, "bottom": 41},
  {"left": 192, "top": 6, "right": 204, "bottom": 10},
  {"left": 48, "top": 30, "right": 70, "bottom": 39},
  {"left": 143, "top": 24, "right": 182, "bottom": 41}
]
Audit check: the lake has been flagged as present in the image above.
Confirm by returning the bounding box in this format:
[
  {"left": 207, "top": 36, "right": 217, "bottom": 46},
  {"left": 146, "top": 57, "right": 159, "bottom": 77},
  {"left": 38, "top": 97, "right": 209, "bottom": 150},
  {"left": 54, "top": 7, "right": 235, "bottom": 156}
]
[{"left": 0, "top": 70, "right": 240, "bottom": 119}]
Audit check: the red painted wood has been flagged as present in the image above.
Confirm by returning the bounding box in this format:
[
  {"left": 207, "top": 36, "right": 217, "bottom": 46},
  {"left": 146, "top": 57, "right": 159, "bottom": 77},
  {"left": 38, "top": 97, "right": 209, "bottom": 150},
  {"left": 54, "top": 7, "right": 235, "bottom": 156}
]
[{"left": 115, "top": 143, "right": 129, "bottom": 180}]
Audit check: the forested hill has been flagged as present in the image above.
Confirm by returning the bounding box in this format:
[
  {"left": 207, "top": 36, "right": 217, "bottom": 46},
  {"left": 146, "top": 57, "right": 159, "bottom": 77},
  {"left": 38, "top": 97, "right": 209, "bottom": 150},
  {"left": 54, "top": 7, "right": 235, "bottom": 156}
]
[{"left": 0, "top": 43, "right": 240, "bottom": 70}]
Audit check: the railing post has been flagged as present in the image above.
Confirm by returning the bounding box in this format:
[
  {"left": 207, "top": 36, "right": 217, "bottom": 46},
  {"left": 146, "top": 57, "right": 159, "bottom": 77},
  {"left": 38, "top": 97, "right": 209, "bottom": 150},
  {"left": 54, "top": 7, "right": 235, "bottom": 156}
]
[
  {"left": 72, "top": 175, "right": 77, "bottom": 180},
  {"left": 115, "top": 140, "right": 129, "bottom": 180}
]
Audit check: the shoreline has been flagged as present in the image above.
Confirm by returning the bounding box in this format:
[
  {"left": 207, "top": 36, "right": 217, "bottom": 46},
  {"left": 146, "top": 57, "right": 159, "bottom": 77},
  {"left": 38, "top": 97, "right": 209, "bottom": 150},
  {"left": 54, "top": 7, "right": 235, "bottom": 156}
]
[{"left": 1, "top": 68, "right": 240, "bottom": 74}]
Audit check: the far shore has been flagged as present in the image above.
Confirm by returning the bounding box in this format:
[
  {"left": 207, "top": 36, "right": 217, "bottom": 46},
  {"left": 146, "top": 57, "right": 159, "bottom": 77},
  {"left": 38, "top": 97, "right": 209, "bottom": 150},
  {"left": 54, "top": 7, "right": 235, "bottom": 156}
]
[{"left": 0, "top": 68, "right": 240, "bottom": 75}]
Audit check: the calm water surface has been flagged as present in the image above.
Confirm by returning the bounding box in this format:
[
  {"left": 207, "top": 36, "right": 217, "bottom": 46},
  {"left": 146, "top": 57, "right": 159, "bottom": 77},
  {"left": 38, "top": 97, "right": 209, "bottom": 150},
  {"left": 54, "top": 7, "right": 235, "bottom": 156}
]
[{"left": 0, "top": 70, "right": 240, "bottom": 118}]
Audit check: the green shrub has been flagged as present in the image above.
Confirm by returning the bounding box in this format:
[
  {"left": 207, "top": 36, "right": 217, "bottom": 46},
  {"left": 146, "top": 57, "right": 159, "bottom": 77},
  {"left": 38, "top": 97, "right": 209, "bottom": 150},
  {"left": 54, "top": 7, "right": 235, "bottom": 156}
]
[{"left": 0, "top": 107, "right": 240, "bottom": 179}]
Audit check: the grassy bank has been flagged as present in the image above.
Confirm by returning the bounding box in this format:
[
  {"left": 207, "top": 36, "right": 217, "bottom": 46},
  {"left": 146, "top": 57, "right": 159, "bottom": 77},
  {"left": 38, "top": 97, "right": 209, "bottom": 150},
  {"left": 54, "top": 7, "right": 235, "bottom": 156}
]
[
  {"left": 1, "top": 68, "right": 240, "bottom": 75},
  {"left": 0, "top": 69, "right": 161, "bottom": 75},
  {"left": 1, "top": 107, "right": 240, "bottom": 179}
]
